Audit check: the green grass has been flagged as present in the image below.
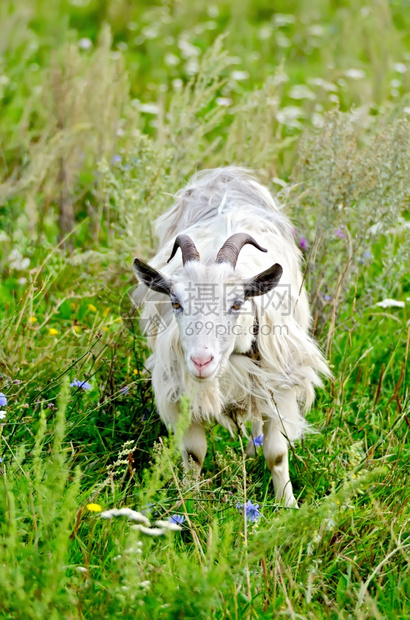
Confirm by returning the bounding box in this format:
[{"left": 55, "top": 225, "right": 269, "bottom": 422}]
[{"left": 0, "top": 1, "right": 409, "bottom": 618}]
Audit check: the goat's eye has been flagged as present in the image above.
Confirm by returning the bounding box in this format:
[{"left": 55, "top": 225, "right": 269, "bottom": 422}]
[
  {"left": 172, "top": 301, "right": 182, "bottom": 310},
  {"left": 231, "top": 300, "right": 243, "bottom": 311}
]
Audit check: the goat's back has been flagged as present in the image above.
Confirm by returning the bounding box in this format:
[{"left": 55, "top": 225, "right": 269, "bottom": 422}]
[{"left": 155, "top": 166, "right": 288, "bottom": 247}]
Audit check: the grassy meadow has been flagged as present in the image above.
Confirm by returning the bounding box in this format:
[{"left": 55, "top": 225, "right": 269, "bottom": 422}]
[{"left": 0, "top": 0, "right": 409, "bottom": 617}]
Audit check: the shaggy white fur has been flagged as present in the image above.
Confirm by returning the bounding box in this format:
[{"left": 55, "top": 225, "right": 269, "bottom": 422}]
[{"left": 133, "top": 166, "right": 330, "bottom": 506}]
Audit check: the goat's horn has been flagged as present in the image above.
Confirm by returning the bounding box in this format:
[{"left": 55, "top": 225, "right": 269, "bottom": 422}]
[
  {"left": 216, "top": 233, "right": 268, "bottom": 268},
  {"left": 167, "top": 234, "right": 200, "bottom": 265}
]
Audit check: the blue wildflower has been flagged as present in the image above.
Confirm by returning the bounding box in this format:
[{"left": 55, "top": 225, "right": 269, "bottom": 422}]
[
  {"left": 0, "top": 457, "right": 2, "bottom": 464},
  {"left": 169, "top": 514, "right": 185, "bottom": 525},
  {"left": 236, "top": 500, "right": 261, "bottom": 522},
  {"left": 299, "top": 236, "right": 308, "bottom": 251},
  {"left": 141, "top": 502, "right": 155, "bottom": 516},
  {"left": 119, "top": 386, "right": 129, "bottom": 395},
  {"left": 0, "top": 393, "right": 7, "bottom": 407},
  {"left": 111, "top": 154, "right": 122, "bottom": 165},
  {"left": 324, "top": 294, "right": 331, "bottom": 301},
  {"left": 252, "top": 434, "right": 264, "bottom": 448},
  {"left": 70, "top": 378, "right": 91, "bottom": 390}
]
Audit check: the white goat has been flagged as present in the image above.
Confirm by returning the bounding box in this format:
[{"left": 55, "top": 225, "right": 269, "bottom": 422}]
[{"left": 133, "top": 167, "right": 330, "bottom": 507}]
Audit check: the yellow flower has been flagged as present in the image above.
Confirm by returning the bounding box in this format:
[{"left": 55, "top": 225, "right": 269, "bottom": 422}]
[
  {"left": 133, "top": 369, "right": 141, "bottom": 376},
  {"left": 70, "top": 302, "right": 77, "bottom": 311},
  {"left": 48, "top": 328, "right": 58, "bottom": 336},
  {"left": 87, "top": 503, "right": 102, "bottom": 512},
  {"left": 103, "top": 307, "right": 110, "bottom": 317},
  {"left": 73, "top": 325, "right": 81, "bottom": 333},
  {"left": 29, "top": 316, "right": 37, "bottom": 324},
  {"left": 88, "top": 304, "right": 97, "bottom": 313}
]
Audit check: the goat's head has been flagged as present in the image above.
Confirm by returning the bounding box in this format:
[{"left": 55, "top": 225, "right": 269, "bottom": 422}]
[{"left": 133, "top": 234, "right": 282, "bottom": 381}]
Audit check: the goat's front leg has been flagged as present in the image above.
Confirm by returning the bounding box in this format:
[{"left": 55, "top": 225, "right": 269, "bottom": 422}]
[
  {"left": 181, "top": 421, "right": 207, "bottom": 473},
  {"left": 263, "top": 419, "right": 297, "bottom": 507},
  {"left": 246, "top": 419, "right": 264, "bottom": 456}
]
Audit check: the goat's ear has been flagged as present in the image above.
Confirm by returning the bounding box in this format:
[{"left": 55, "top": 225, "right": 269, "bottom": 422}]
[
  {"left": 133, "top": 258, "right": 172, "bottom": 296},
  {"left": 244, "top": 263, "right": 283, "bottom": 298}
]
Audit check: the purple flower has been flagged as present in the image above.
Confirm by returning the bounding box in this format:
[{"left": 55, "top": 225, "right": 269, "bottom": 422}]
[
  {"left": 70, "top": 378, "right": 91, "bottom": 390},
  {"left": 47, "top": 403, "right": 55, "bottom": 409},
  {"left": 299, "top": 236, "right": 308, "bottom": 251},
  {"left": 111, "top": 154, "right": 122, "bottom": 165},
  {"left": 142, "top": 502, "right": 155, "bottom": 516},
  {"left": 119, "top": 386, "right": 129, "bottom": 395},
  {"left": 12, "top": 380, "right": 21, "bottom": 385},
  {"left": 0, "top": 457, "right": 3, "bottom": 464},
  {"left": 324, "top": 294, "right": 331, "bottom": 301},
  {"left": 169, "top": 514, "right": 185, "bottom": 525},
  {"left": 0, "top": 393, "right": 7, "bottom": 407},
  {"left": 236, "top": 500, "right": 261, "bottom": 522},
  {"left": 252, "top": 434, "right": 264, "bottom": 448},
  {"left": 335, "top": 229, "right": 346, "bottom": 239}
]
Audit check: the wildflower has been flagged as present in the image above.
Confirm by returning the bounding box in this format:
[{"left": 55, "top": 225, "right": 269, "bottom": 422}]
[
  {"left": 0, "top": 411, "right": 6, "bottom": 420},
  {"left": 103, "top": 307, "right": 110, "bottom": 317},
  {"left": 138, "top": 102, "right": 160, "bottom": 115},
  {"left": 141, "top": 502, "right": 154, "bottom": 516},
  {"left": 299, "top": 236, "right": 308, "bottom": 251},
  {"left": 375, "top": 298, "right": 405, "bottom": 309},
  {"left": 155, "top": 519, "right": 183, "bottom": 532},
  {"left": 344, "top": 68, "right": 365, "bottom": 80},
  {"left": 324, "top": 294, "right": 331, "bottom": 301},
  {"left": 87, "top": 503, "right": 102, "bottom": 512},
  {"left": 88, "top": 304, "right": 97, "bottom": 313},
  {"left": 29, "top": 316, "right": 37, "bottom": 324},
  {"left": 73, "top": 325, "right": 81, "bottom": 333},
  {"left": 133, "top": 369, "right": 141, "bottom": 376},
  {"left": 47, "top": 403, "right": 55, "bottom": 409},
  {"left": 8, "top": 249, "right": 30, "bottom": 270},
  {"left": 119, "top": 386, "right": 129, "bottom": 395},
  {"left": 132, "top": 524, "right": 165, "bottom": 536},
  {"left": 139, "top": 581, "right": 151, "bottom": 589},
  {"left": 0, "top": 393, "right": 7, "bottom": 407},
  {"left": 289, "top": 85, "right": 315, "bottom": 100},
  {"left": 231, "top": 70, "right": 249, "bottom": 81},
  {"left": 335, "top": 229, "right": 346, "bottom": 239},
  {"left": 236, "top": 500, "right": 261, "bottom": 522},
  {"left": 70, "top": 378, "right": 91, "bottom": 390},
  {"left": 12, "top": 380, "right": 21, "bottom": 385},
  {"left": 99, "top": 508, "right": 150, "bottom": 525},
  {"left": 48, "top": 328, "right": 58, "bottom": 336},
  {"left": 70, "top": 303, "right": 77, "bottom": 310},
  {"left": 78, "top": 37, "right": 92, "bottom": 50},
  {"left": 252, "top": 434, "right": 264, "bottom": 448},
  {"left": 216, "top": 97, "right": 233, "bottom": 107},
  {"left": 169, "top": 514, "right": 185, "bottom": 526},
  {"left": 0, "top": 457, "right": 2, "bottom": 464}
]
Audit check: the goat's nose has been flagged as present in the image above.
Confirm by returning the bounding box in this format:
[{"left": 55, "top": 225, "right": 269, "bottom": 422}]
[{"left": 190, "top": 354, "right": 214, "bottom": 370}]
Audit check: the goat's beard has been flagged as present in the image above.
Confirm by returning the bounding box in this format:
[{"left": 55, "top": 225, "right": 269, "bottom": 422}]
[{"left": 184, "top": 370, "right": 223, "bottom": 422}]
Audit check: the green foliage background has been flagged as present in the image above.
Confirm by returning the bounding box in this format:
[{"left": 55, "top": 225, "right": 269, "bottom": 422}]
[{"left": 0, "top": 1, "right": 409, "bottom": 618}]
